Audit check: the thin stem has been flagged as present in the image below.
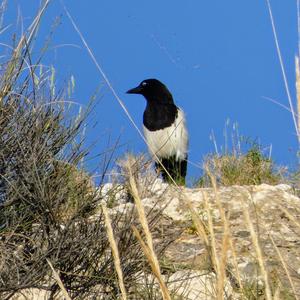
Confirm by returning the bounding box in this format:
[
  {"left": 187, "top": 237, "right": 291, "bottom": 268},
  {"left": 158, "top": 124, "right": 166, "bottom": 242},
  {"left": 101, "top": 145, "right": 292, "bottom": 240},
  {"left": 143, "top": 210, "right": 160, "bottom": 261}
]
[{"left": 266, "top": 0, "right": 299, "bottom": 140}]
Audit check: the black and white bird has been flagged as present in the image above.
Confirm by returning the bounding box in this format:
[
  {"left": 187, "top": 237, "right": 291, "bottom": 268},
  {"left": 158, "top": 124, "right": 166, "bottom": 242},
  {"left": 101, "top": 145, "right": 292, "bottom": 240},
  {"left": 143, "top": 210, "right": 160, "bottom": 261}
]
[{"left": 127, "top": 79, "right": 188, "bottom": 185}]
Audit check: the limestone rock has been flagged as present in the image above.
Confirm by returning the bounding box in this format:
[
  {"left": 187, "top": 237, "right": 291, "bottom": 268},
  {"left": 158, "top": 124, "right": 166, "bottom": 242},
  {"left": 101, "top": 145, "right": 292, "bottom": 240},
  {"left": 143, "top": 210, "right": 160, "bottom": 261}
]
[{"left": 108, "top": 182, "right": 300, "bottom": 297}]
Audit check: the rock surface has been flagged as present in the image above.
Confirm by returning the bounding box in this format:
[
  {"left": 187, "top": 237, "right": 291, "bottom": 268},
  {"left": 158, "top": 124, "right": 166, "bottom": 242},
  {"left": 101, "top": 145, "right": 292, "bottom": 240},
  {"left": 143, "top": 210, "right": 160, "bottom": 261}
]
[
  {"left": 13, "top": 182, "right": 300, "bottom": 299},
  {"left": 110, "top": 181, "right": 300, "bottom": 299}
]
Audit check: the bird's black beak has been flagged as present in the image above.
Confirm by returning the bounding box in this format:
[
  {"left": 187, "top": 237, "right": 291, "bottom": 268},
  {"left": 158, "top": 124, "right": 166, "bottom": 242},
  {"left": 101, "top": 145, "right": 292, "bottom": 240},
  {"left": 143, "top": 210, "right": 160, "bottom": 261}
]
[{"left": 126, "top": 85, "right": 142, "bottom": 94}]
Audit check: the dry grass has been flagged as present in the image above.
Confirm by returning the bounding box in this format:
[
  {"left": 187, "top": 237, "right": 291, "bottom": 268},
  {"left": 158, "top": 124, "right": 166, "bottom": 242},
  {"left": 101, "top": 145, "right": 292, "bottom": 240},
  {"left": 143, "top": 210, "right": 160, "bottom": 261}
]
[
  {"left": 269, "top": 236, "right": 299, "bottom": 300},
  {"left": 46, "top": 259, "right": 72, "bottom": 300},
  {"left": 1, "top": 1, "right": 300, "bottom": 300},
  {"left": 124, "top": 158, "right": 171, "bottom": 300},
  {"left": 198, "top": 146, "right": 281, "bottom": 187},
  {"left": 187, "top": 163, "right": 299, "bottom": 299},
  {"left": 209, "top": 174, "right": 231, "bottom": 300},
  {"left": 295, "top": 55, "right": 300, "bottom": 142},
  {"left": 0, "top": 4, "right": 172, "bottom": 299},
  {"left": 242, "top": 205, "right": 272, "bottom": 300},
  {"left": 192, "top": 171, "right": 238, "bottom": 299},
  {"left": 193, "top": 177, "right": 299, "bottom": 299},
  {"left": 266, "top": 0, "right": 299, "bottom": 140},
  {"left": 102, "top": 204, "right": 128, "bottom": 300}
]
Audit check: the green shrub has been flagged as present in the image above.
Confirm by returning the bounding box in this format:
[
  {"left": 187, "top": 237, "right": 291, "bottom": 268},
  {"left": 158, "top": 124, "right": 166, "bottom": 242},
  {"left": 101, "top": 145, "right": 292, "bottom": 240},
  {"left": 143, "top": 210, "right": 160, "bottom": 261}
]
[{"left": 198, "top": 145, "right": 281, "bottom": 187}]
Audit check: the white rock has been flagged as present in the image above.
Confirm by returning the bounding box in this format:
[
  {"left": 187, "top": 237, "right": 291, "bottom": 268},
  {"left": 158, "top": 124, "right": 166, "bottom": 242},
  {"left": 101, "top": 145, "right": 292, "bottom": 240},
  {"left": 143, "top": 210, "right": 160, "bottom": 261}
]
[{"left": 168, "top": 270, "right": 232, "bottom": 300}]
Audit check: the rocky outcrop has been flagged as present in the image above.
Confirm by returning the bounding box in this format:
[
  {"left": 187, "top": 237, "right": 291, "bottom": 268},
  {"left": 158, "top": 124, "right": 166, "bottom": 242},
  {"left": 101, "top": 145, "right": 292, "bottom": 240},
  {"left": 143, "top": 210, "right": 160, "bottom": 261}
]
[
  {"left": 105, "top": 181, "right": 300, "bottom": 299},
  {"left": 13, "top": 182, "right": 300, "bottom": 299}
]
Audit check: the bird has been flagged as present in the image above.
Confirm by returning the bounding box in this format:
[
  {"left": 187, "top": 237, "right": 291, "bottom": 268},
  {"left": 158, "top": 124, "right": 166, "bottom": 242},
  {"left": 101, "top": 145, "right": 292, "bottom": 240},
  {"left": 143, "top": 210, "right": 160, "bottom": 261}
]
[{"left": 126, "top": 78, "right": 188, "bottom": 185}]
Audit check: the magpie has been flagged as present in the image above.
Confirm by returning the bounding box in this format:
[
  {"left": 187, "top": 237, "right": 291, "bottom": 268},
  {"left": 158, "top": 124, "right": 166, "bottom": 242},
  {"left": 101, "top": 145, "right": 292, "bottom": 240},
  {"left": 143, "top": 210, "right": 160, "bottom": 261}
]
[{"left": 126, "top": 79, "right": 188, "bottom": 185}]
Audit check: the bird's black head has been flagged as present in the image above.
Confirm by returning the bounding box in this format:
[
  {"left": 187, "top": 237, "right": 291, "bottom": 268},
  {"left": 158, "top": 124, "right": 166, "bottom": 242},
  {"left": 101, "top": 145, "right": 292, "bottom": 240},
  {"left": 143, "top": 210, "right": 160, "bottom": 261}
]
[{"left": 126, "top": 79, "right": 174, "bottom": 104}]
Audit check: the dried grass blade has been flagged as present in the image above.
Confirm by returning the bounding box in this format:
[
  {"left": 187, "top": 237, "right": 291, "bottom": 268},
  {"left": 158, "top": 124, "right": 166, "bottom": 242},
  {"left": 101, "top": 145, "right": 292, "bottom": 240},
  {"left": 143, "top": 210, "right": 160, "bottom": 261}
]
[
  {"left": 132, "top": 226, "right": 171, "bottom": 300},
  {"left": 46, "top": 259, "right": 72, "bottom": 300},
  {"left": 242, "top": 207, "right": 272, "bottom": 300},
  {"left": 102, "top": 204, "right": 127, "bottom": 300}
]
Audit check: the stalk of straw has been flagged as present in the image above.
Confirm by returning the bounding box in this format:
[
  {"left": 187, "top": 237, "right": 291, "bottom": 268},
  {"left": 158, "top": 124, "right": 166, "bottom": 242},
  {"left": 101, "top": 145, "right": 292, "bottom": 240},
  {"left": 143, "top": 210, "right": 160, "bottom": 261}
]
[
  {"left": 270, "top": 235, "right": 299, "bottom": 300},
  {"left": 266, "top": 0, "right": 299, "bottom": 139},
  {"left": 132, "top": 226, "right": 171, "bottom": 300},
  {"left": 46, "top": 259, "right": 72, "bottom": 300},
  {"left": 206, "top": 171, "right": 230, "bottom": 299},
  {"left": 242, "top": 206, "right": 272, "bottom": 300},
  {"left": 295, "top": 55, "right": 300, "bottom": 142},
  {"left": 203, "top": 192, "right": 220, "bottom": 276},
  {"left": 102, "top": 204, "right": 127, "bottom": 300},
  {"left": 278, "top": 204, "right": 300, "bottom": 230},
  {"left": 128, "top": 166, "right": 171, "bottom": 300}
]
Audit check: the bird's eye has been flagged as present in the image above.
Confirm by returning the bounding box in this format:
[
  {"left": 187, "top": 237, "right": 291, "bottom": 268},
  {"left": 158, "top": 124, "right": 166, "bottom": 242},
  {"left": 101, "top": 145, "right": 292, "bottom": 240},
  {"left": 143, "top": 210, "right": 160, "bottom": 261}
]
[{"left": 142, "top": 82, "right": 147, "bottom": 87}]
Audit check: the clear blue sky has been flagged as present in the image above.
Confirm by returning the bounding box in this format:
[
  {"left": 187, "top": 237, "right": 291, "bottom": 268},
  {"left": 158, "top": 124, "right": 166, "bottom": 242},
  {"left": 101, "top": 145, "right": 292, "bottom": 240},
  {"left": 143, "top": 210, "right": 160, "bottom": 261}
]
[{"left": 3, "top": 1, "right": 299, "bottom": 182}]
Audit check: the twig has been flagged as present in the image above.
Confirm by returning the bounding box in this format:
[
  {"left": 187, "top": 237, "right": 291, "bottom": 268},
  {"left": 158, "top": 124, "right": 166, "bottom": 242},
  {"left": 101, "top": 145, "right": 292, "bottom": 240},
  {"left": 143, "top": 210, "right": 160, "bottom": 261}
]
[{"left": 46, "top": 259, "right": 72, "bottom": 300}]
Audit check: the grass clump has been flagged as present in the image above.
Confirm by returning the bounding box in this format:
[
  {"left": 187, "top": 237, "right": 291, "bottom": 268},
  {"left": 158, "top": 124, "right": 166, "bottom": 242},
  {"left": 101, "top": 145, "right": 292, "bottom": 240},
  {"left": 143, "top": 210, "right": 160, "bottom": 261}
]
[
  {"left": 197, "top": 121, "right": 283, "bottom": 187},
  {"left": 198, "top": 139, "right": 281, "bottom": 187}
]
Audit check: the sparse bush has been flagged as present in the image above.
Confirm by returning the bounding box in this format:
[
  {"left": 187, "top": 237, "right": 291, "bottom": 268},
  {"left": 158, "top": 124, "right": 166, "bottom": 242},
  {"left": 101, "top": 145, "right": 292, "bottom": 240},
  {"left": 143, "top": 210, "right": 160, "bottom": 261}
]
[
  {"left": 0, "top": 5, "right": 173, "bottom": 299},
  {"left": 198, "top": 129, "right": 282, "bottom": 187}
]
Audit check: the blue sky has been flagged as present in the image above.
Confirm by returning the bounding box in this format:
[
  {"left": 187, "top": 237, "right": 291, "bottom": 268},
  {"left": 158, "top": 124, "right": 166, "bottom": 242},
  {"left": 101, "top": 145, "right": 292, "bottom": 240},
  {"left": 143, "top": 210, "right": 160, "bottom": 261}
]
[{"left": 3, "top": 1, "right": 299, "bottom": 182}]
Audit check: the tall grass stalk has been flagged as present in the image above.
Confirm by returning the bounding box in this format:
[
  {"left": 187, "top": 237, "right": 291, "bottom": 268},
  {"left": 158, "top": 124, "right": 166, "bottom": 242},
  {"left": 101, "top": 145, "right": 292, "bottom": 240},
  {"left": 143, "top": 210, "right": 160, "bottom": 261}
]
[
  {"left": 187, "top": 201, "right": 209, "bottom": 246},
  {"left": 266, "top": 0, "right": 299, "bottom": 141},
  {"left": 102, "top": 204, "right": 128, "bottom": 300},
  {"left": 278, "top": 204, "right": 300, "bottom": 230},
  {"left": 296, "top": 55, "right": 300, "bottom": 140},
  {"left": 209, "top": 173, "right": 230, "bottom": 299},
  {"left": 127, "top": 164, "right": 171, "bottom": 300},
  {"left": 242, "top": 205, "right": 272, "bottom": 300},
  {"left": 270, "top": 235, "right": 299, "bottom": 300},
  {"left": 203, "top": 192, "right": 221, "bottom": 281},
  {"left": 227, "top": 233, "right": 244, "bottom": 294},
  {"left": 132, "top": 226, "right": 171, "bottom": 300},
  {"left": 0, "top": 0, "right": 50, "bottom": 102}
]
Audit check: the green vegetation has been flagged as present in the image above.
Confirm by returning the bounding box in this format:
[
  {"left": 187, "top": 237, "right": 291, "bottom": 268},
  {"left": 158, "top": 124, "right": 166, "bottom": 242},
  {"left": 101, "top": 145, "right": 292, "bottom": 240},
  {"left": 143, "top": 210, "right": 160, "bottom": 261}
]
[
  {"left": 0, "top": 2, "right": 299, "bottom": 300},
  {"left": 198, "top": 145, "right": 282, "bottom": 187}
]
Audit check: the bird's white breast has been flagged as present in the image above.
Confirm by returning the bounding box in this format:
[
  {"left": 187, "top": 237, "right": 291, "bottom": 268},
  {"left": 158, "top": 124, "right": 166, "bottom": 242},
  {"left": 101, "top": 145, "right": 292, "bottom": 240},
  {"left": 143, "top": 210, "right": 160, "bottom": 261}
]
[{"left": 143, "top": 109, "right": 188, "bottom": 161}]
